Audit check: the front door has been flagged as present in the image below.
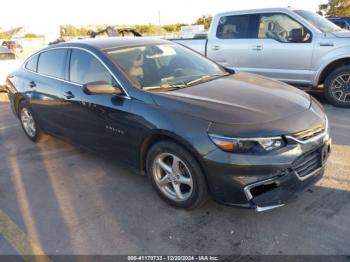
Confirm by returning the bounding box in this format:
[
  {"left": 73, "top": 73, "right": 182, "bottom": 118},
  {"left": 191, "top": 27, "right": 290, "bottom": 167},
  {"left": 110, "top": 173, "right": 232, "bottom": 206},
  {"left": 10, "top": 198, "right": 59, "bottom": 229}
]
[
  {"left": 59, "top": 48, "right": 134, "bottom": 163},
  {"left": 249, "top": 13, "right": 314, "bottom": 84}
]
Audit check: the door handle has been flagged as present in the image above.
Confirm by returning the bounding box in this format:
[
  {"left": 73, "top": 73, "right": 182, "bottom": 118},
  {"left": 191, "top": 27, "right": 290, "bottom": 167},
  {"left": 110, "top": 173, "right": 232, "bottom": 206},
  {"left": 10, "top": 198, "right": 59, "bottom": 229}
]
[
  {"left": 211, "top": 45, "right": 221, "bottom": 51},
  {"left": 29, "top": 81, "right": 36, "bottom": 88},
  {"left": 63, "top": 91, "right": 75, "bottom": 99},
  {"left": 252, "top": 45, "right": 263, "bottom": 51}
]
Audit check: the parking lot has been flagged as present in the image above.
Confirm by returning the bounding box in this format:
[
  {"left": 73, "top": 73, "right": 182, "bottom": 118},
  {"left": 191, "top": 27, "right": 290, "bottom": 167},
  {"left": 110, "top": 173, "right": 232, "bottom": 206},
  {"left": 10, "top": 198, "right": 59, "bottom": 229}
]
[{"left": 0, "top": 91, "right": 349, "bottom": 255}]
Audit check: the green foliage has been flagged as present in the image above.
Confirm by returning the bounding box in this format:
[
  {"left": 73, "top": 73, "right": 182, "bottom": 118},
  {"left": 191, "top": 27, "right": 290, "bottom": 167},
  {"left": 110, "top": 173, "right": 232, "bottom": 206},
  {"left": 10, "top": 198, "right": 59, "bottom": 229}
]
[
  {"left": 0, "top": 32, "right": 11, "bottom": 39},
  {"left": 24, "top": 33, "right": 43, "bottom": 38},
  {"left": 318, "top": 0, "right": 350, "bottom": 16},
  {"left": 60, "top": 25, "right": 90, "bottom": 37},
  {"left": 162, "top": 23, "right": 188, "bottom": 32},
  {"left": 135, "top": 24, "right": 160, "bottom": 34},
  {"left": 194, "top": 15, "right": 213, "bottom": 30}
]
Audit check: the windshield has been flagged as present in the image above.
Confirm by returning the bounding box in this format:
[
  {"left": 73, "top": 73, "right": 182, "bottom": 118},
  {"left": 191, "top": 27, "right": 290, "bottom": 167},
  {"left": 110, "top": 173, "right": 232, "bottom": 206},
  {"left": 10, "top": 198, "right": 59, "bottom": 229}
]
[
  {"left": 106, "top": 44, "right": 227, "bottom": 91},
  {"left": 294, "top": 10, "right": 343, "bottom": 32}
]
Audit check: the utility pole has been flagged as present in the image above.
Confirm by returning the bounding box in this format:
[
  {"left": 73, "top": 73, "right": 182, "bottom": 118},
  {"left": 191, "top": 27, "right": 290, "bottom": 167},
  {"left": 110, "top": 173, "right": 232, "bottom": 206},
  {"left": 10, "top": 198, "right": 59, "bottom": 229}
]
[
  {"left": 158, "top": 10, "right": 161, "bottom": 27},
  {"left": 158, "top": 10, "right": 162, "bottom": 36}
]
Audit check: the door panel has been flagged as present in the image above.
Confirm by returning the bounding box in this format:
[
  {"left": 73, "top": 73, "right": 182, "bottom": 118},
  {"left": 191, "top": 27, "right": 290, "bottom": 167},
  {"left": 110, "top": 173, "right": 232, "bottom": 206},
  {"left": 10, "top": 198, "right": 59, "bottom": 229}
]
[
  {"left": 59, "top": 83, "right": 135, "bottom": 163},
  {"left": 207, "top": 38, "right": 259, "bottom": 69},
  {"left": 28, "top": 75, "right": 67, "bottom": 135},
  {"left": 248, "top": 38, "right": 314, "bottom": 83}
]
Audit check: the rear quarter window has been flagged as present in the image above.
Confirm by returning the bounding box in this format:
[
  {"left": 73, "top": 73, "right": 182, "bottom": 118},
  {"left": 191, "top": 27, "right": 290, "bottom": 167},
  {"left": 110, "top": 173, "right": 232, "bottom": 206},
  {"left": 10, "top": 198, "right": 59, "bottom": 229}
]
[
  {"left": 37, "top": 49, "right": 68, "bottom": 79},
  {"left": 25, "top": 54, "right": 38, "bottom": 71}
]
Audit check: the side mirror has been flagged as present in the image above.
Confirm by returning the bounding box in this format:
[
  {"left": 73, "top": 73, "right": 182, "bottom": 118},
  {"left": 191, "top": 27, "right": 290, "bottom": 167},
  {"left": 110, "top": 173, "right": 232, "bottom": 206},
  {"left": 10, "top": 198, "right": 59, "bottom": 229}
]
[
  {"left": 83, "top": 81, "right": 122, "bottom": 95},
  {"left": 289, "top": 28, "right": 304, "bottom": 43},
  {"left": 224, "top": 67, "right": 235, "bottom": 74}
]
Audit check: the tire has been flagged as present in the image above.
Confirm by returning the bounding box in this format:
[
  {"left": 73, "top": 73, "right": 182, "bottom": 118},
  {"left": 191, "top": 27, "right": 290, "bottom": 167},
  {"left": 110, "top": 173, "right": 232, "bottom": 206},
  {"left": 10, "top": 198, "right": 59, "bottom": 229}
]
[
  {"left": 146, "top": 140, "right": 208, "bottom": 209},
  {"left": 18, "top": 100, "right": 42, "bottom": 142},
  {"left": 324, "top": 65, "right": 350, "bottom": 108}
]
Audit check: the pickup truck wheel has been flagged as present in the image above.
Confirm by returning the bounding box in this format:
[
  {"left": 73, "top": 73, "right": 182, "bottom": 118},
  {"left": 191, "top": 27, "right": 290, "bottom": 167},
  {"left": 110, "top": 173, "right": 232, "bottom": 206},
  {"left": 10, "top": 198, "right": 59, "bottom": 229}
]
[
  {"left": 146, "top": 140, "right": 209, "bottom": 209},
  {"left": 324, "top": 65, "right": 350, "bottom": 108}
]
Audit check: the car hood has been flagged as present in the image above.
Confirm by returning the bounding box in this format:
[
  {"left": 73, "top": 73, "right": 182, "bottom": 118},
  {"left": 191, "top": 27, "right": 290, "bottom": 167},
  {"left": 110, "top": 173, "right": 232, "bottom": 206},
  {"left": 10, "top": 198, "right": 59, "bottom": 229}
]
[
  {"left": 332, "top": 31, "right": 350, "bottom": 38},
  {"left": 152, "top": 72, "right": 311, "bottom": 126}
]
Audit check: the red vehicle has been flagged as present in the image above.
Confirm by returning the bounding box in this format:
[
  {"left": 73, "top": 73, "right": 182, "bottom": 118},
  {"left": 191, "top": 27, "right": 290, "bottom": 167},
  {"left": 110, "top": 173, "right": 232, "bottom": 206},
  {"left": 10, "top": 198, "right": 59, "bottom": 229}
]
[{"left": 2, "top": 40, "right": 23, "bottom": 53}]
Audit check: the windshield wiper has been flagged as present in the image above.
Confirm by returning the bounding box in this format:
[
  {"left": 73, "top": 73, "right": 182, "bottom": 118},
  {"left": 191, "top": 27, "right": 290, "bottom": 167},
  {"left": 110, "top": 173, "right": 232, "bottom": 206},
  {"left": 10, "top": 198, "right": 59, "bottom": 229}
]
[
  {"left": 186, "top": 73, "right": 229, "bottom": 86},
  {"left": 143, "top": 82, "right": 187, "bottom": 91}
]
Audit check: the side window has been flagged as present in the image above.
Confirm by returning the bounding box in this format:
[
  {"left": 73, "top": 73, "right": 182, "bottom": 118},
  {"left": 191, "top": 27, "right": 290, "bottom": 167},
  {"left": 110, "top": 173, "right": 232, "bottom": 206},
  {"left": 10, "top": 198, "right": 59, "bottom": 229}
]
[
  {"left": 334, "top": 21, "right": 346, "bottom": 29},
  {"left": 69, "top": 49, "right": 113, "bottom": 85},
  {"left": 25, "top": 54, "right": 38, "bottom": 72},
  {"left": 37, "top": 49, "right": 67, "bottom": 79},
  {"left": 258, "top": 13, "right": 311, "bottom": 43},
  {"left": 216, "top": 15, "right": 256, "bottom": 39}
]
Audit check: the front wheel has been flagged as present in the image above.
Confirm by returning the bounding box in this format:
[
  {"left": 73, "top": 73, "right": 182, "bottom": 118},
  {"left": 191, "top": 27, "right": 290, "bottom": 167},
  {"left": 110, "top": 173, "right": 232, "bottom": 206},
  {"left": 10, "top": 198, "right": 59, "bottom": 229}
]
[
  {"left": 324, "top": 65, "right": 350, "bottom": 107},
  {"left": 146, "top": 141, "right": 208, "bottom": 209}
]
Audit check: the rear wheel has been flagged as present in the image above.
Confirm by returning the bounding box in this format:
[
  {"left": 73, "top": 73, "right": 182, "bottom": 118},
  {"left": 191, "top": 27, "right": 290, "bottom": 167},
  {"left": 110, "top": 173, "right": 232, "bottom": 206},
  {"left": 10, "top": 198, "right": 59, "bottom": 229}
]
[
  {"left": 18, "top": 100, "right": 42, "bottom": 142},
  {"left": 324, "top": 65, "right": 350, "bottom": 107},
  {"left": 146, "top": 140, "right": 208, "bottom": 209}
]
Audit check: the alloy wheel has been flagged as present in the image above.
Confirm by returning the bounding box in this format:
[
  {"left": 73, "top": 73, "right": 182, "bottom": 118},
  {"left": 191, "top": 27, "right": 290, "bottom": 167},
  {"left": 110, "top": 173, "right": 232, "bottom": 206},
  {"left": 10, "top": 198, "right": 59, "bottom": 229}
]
[
  {"left": 331, "top": 74, "right": 350, "bottom": 103},
  {"left": 152, "top": 153, "right": 193, "bottom": 202},
  {"left": 20, "top": 108, "right": 36, "bottom": 138}
]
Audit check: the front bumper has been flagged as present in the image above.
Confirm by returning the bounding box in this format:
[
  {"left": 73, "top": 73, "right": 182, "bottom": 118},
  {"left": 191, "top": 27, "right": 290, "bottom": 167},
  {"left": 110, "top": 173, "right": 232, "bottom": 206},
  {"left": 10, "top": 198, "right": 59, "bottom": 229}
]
[{"left": 203, "top": 133, "right": 331, "bottom": 211}]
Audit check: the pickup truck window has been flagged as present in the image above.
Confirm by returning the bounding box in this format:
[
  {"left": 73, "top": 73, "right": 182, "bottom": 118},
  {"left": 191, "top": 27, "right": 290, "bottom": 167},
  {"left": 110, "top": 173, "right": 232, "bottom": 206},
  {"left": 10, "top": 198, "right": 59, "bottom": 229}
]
[
  {"left": 106, "top": 44, "right": 226, "bottom": 90},
  {"left": 216, "top": 14, "right": 258, "bottom": 39},
  {"left": 258, "top": 13, "right": 311, "bottom": 43}
]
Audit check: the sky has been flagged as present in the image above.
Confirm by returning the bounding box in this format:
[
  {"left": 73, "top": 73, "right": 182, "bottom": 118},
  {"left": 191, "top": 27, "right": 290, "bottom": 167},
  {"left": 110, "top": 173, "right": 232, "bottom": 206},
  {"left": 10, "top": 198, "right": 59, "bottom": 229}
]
[{"left": 0, "top": 0, "right": 327, "bottom": 28}]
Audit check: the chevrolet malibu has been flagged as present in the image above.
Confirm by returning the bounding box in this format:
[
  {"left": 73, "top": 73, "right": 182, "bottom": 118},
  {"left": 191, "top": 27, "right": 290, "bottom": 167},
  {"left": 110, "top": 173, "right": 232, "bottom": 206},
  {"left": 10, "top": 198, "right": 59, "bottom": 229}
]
[{"left": 6, "top": 38, "right": 331, "bottom": 210}]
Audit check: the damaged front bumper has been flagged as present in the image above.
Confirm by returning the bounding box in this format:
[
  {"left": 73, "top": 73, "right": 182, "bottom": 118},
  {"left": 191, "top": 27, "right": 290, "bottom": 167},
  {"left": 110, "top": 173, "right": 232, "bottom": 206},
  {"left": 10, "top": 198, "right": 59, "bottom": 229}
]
[
  {"left": 244, "top": 165, "right": 325, "bottom": 212},
  {"left": 203, "top": 133, "right": 331, "bottom": 211}
]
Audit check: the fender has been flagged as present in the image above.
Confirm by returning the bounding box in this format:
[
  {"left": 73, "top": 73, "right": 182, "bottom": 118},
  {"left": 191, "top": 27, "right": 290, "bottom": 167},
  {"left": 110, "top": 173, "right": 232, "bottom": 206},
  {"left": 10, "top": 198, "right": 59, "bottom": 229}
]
[{"left": 313, "top": 46, "right": 350, "bottom": 86}]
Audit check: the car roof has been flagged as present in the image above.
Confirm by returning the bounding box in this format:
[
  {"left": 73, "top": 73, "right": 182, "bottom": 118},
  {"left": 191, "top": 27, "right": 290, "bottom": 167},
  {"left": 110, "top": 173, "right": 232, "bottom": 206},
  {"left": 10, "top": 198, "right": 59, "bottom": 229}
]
[
  {"left": 53, "top": 37, "right": 171, "bottom": 51},
  {"left": 215, "top": 7, "right": 294, "bottom": 17}
]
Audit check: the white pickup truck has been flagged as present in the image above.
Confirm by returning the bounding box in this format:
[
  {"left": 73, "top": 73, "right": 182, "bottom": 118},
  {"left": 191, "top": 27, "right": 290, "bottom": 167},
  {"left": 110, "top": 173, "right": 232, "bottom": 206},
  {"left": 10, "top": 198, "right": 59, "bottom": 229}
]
[{"left": 173, "top": 8, "right": 350, "bottom": 107}]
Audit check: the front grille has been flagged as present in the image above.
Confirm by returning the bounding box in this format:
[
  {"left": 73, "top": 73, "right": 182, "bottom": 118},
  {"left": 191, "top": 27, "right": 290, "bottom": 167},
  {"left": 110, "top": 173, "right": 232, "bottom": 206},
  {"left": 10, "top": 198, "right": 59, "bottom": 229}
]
[
  {"left": 291, "top": 125, "right": 325, "bottom": 141},
  {"left": 292, "top": 147, "right": 322, "bottom": 178}
]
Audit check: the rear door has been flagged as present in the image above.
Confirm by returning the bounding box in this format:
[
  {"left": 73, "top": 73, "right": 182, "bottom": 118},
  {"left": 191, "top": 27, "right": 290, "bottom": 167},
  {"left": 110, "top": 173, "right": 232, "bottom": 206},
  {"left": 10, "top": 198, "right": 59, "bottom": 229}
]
[
  {"left": 206, "top": 14, "right": 260, "bottom": 69},
  {"left": 26, "top": 48, "right": 69, "bottom": 135}
]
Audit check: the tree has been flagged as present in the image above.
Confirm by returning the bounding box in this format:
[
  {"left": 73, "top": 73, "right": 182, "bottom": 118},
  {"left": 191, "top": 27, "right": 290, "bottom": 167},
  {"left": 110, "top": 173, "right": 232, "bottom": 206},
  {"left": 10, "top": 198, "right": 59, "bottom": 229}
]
[
  {"left": 318, "top": 0, "right": 350, "bottom": 17},
  {"left": 162, "top": 23, "right": 188, "bottom": 32},
  {"left": 24, "top": 33, "right": 43, "bottom": 38},
  {"left": 135, "top": 24, "right": 160, "bottom": 34},
  {"left": 0, "top": 32, "right": 11, "bottom": 39},
  {"left": 194, "top": 15, "right": 212, "bottom": 30}
]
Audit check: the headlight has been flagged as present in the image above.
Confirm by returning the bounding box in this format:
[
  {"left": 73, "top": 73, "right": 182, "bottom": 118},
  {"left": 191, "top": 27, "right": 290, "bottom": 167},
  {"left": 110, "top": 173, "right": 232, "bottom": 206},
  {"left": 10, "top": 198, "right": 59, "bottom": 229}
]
[{"left": 208, "top": 134, "right": 286, "bottom": 153}]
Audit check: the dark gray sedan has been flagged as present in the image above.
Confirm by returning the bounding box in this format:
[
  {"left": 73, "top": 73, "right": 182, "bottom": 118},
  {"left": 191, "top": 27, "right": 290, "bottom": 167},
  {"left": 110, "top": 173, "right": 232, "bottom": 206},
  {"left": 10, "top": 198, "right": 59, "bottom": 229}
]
[{"left": 6, "top": 38, "right": 331, "bottom": 210}]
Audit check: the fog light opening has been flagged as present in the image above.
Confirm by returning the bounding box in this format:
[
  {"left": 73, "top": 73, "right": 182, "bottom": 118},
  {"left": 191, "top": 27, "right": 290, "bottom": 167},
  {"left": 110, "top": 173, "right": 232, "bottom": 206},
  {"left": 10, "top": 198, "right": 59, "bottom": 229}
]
[{"left": 250, "top": 183, "right": 278, "bottom": 198}]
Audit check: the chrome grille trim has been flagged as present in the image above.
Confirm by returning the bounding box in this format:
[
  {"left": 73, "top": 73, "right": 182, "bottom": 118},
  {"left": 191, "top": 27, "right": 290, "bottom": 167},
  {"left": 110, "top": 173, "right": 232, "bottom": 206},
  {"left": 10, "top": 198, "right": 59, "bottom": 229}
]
[{"left": 286, "top": 116, "right": 328, "bottom": 145}]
